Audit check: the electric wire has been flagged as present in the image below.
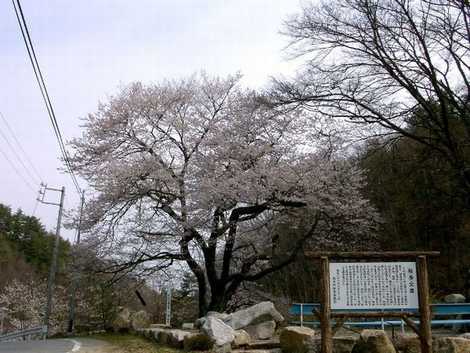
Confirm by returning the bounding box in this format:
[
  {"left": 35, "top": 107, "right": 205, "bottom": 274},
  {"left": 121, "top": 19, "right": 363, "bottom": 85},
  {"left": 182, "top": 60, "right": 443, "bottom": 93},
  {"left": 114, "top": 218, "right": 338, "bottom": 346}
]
[
  {"left": 0, "top": 111, "right": 44, "bottom": 183},
  {"left": 0, "top": 116, "right": 41, "bottom": 186},
  {"left": 11, "top": 0, "right": 82, "bottom": 195},
  {"left": 32, "top": 197, "right": 39, "bottom": 216},
  {"left": 0, "top": 145, "right": 36, "bottom": 192}
]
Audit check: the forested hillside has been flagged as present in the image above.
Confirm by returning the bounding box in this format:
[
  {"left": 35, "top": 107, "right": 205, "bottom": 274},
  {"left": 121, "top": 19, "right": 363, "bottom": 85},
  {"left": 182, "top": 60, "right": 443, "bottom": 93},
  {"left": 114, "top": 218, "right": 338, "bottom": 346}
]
[{"left": 0, "top": 204, "right": 70, "bottom": 288}]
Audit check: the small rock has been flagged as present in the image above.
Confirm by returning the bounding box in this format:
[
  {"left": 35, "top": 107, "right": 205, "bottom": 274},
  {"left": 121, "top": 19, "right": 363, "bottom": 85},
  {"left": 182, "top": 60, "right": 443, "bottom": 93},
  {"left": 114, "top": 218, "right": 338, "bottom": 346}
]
[
  {"left": 167, "top": 329, "right": 193, "bottom": 348},
  {"left": 245, "top": 321, "right": 276, "bottom": 340},
  {"left": 213, "top": 343, "right": 232, "bottom": 353},
  {"left": 202, "top": 316, "right": 236, "bottom": 346},
  {"left": 444, "top": 294, "right": 466, "bottom": 303},
  {"left": 184, "top": 332, "right": 213, "bottom": 351},
  {"left": 182, "top": 322, "right": 195, "bottom": 330},
  {"left": 233, "top": 330, "right": 251, "bottom": 347},
  {"left": 279, "top": 326, "right": 317, "bottom": 353},
  {"left": 333, "top": 336, "right": 358, "bottom": 353},
  {"left": 394, "top": 335, "right": 420, "bottom": 353},
  {"left": 433, "top": 337, "right": 470, "bottom": 353},
  {"left": 154, "top": 329, "right": 167, "bottom": 343},
  {"left": 352, "top": 330, "right": 396, "bottom": 353}
]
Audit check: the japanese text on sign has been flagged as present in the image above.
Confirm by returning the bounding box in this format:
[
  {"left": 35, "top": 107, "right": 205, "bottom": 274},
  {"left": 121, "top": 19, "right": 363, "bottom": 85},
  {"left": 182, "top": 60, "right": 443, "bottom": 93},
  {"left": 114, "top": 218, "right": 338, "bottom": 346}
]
[{"left": 329, "top": 262, "right": 419, "bottom": 309}]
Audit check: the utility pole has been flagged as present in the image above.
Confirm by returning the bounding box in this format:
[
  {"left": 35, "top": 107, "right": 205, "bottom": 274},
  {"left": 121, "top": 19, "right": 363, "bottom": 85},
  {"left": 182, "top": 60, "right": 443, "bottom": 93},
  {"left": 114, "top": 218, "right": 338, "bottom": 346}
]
[
  {"left": 38, "top": 184, "right": 65, "bottom": 337},
  {"left": 67, "top": 190, "right": 85, "bottom": 334}
]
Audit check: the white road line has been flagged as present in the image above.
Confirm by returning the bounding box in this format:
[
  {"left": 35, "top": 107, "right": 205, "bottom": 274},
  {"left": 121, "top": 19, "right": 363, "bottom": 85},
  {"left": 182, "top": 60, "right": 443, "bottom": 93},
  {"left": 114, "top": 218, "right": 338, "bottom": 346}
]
[{"left": 67, "top": 339, "right": 81, "bottom": 352}]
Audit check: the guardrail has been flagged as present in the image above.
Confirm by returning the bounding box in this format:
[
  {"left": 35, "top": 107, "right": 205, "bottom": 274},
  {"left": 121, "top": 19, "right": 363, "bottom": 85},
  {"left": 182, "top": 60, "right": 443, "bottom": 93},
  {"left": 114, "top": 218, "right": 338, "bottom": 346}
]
[{"left": 0, "top": 325, "right": 46, "bottom": 342}]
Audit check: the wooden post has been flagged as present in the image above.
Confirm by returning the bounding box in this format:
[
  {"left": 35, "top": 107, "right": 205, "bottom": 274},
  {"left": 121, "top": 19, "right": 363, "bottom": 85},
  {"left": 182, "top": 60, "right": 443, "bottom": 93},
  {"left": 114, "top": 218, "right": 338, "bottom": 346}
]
[
  {"left": 320, "top": 257, "right": 333, "bottom": 353},
  {"left": 417, "top": 256, "right": 432, "bottom": 353}
]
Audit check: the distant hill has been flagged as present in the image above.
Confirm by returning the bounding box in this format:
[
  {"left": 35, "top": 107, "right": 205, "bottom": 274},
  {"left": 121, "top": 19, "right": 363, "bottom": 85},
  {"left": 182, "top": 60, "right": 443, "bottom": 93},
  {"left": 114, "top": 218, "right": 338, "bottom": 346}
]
[{"left": 0, "top": 203, "right": 70, "bottom": 287}]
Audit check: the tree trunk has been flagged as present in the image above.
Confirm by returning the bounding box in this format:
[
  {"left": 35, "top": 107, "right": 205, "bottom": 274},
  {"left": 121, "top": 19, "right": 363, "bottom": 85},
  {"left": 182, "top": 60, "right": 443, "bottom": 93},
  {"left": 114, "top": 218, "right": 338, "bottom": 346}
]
[{"left": 209, "top": 277, "right": 244, "bottom": 313}]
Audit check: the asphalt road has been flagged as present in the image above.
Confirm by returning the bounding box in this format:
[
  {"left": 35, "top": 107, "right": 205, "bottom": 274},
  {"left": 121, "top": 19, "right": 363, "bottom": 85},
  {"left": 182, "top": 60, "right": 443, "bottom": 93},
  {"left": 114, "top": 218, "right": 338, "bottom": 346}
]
[{"left": 0, "top": 338, "right": 110, "bottom": 353}]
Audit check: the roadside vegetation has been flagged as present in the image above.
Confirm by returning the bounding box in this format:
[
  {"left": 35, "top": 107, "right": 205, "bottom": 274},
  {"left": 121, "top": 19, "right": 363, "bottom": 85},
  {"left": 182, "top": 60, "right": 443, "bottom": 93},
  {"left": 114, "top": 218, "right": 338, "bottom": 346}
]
[{"left": 92, "top": 333, "right": 184, "bottom": 353}]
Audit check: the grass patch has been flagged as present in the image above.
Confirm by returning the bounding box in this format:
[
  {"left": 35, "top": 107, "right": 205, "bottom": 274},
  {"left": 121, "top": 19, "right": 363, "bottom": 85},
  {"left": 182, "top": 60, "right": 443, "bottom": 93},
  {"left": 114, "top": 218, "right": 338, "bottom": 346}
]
[{"left": 92, "top": 332, "right": 184, "bottom": 353}]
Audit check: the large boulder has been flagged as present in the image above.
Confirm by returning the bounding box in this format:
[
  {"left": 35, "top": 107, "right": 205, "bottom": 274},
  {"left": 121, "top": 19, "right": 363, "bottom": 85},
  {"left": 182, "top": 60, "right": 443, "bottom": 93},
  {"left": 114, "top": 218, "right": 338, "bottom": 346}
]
[
  {"left": 112, "top": 307, "right": 132, "bottom": 332},
  {"left": 351, "top": 330, "right": 396, "bottom": 353},
  {"left": 433, "top": 337, "right": 470, "bottom": 353},
  {"left": 201, "top": 316, "right": 236, "bottom": 346},
  {"left": 130, "top": 310, "right": 151, "bottom": 330},
  {"left": 444, "top": 294, "right": 466, "bottom": 303},
  {"left": 279, "top": 326, "right": 317, "bottom": 353},
  {"left": 245, "top": 321, "right": 276, "bottom": 340},
  {"left": 195, "top": 311, "right": 230, "bottom": 329},
  {"left": 224, "top": 302, "right": 284, "bottom": 330},
  {"left": 233, "top": 330, "right": 251, "bottom": 347}
]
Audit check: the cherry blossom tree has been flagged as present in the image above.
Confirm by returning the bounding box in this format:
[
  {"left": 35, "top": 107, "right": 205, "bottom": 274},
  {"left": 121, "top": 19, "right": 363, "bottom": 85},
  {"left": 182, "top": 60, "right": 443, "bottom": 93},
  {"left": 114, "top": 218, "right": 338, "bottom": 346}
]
[
  {"left": 0, "top": 279, "right": 68, "bottom": 334},
  {"left": 70, "top": 74, "right": 378, "bottom": 315}
]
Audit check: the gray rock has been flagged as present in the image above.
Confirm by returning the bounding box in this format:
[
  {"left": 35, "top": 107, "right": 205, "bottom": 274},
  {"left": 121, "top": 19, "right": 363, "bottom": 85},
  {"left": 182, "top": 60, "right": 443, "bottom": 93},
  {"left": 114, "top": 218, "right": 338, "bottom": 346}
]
[
  {"left": 208, "top": 311, "right": 230, "bottom": 321},
  {"left": 279, "top": 326, "right": 317, "bottom": 353},
  {"left": 202, "top": 316, "right": 236, "bottom": 346},
  {"left": 224, "top": 302, "right": 284, "bottom": 330},
  {"left": 459, "top": 333, "right": 470, "bottom": 339},
  {"left": 213, "top": 343, "right": 232, "bottom": 353},
  {"left": 245, "top": 321, "right": 276, "bottom": 340},
  {"left": 233, "top": 330, "right": 251, "bottom": 347},
  {"left": 130, "top": 310, "right": 151, "bottom": 330},
  {"left": 433, "top": 337, "right": 470, "bottom": 352},
  {"left": 351, "top": 330, "right": 396, "bottom": 353},
  {"left": 167, "top": 329, "right": 193, "bottom": 348},
  {"left": 195, "top": 317, "right": 206, "bottom": 329},
  {"left": 196, "top": 312, "right": 230, "bottom": 329},
  {"left": 182, "top": 322, "right": 195, "bottom": 330},
  {"left": 444, "top": 294, "right": 466, "bottom": 303}
]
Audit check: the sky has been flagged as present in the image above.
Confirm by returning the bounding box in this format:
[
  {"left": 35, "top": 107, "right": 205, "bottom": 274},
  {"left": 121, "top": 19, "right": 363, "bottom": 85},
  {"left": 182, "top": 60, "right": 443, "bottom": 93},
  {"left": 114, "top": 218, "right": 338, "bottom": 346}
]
[{"left": 0, "top": 1, "right": 304, "bottom": 240}]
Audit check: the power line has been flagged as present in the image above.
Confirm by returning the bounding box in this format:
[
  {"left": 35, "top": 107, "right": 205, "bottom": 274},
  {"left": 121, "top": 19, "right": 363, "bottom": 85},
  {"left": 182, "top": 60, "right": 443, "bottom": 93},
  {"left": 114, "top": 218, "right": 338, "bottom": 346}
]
[
  {"left": 11, "top": 0, "right": 82, "bottom": 195},
  {"left": 0, "top": 144, "right": 37, "bottom": 193},
  {"left": 0, "top": 111, "right": 44, "bottom": 183},
  {"left": 0, "top": 115, "right": 41, "bottom": 186}
]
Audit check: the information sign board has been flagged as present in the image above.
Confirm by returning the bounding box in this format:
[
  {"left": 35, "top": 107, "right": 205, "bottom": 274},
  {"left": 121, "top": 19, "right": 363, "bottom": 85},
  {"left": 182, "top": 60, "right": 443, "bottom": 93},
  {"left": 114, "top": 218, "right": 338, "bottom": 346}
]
[{"left": 329, "top": 262, "right": 419, "bottom": 309}]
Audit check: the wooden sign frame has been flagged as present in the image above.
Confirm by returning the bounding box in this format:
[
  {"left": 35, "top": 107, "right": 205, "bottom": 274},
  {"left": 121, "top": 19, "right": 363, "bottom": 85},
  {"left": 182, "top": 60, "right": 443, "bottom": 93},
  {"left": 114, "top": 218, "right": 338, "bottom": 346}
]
[{"left": 305, "top": 251, "right": 440, "bottom": 353}]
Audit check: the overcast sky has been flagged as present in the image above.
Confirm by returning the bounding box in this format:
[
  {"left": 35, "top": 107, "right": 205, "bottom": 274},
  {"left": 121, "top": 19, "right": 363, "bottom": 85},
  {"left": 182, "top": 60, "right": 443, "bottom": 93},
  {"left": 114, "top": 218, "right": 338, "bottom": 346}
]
[{"left": 0, "top": 1, "right": 304, "bottom": 240}]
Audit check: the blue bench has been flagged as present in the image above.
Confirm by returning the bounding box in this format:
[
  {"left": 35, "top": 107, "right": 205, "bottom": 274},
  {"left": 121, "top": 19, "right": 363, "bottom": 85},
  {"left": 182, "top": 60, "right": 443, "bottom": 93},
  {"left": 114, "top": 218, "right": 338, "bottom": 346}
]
[{"left": 289, "top": 303, "right": 470, "bottom": 330}]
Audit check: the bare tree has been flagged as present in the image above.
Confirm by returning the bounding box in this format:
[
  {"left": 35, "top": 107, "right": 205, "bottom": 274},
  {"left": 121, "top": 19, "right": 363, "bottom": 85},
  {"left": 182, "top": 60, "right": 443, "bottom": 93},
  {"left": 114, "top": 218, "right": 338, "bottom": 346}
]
[
  {"left": 70, "top": 74, "right": 378, "bottom": 315},
  {"left": 271, "top": 0, "right": 470, "bottom": 200}
]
